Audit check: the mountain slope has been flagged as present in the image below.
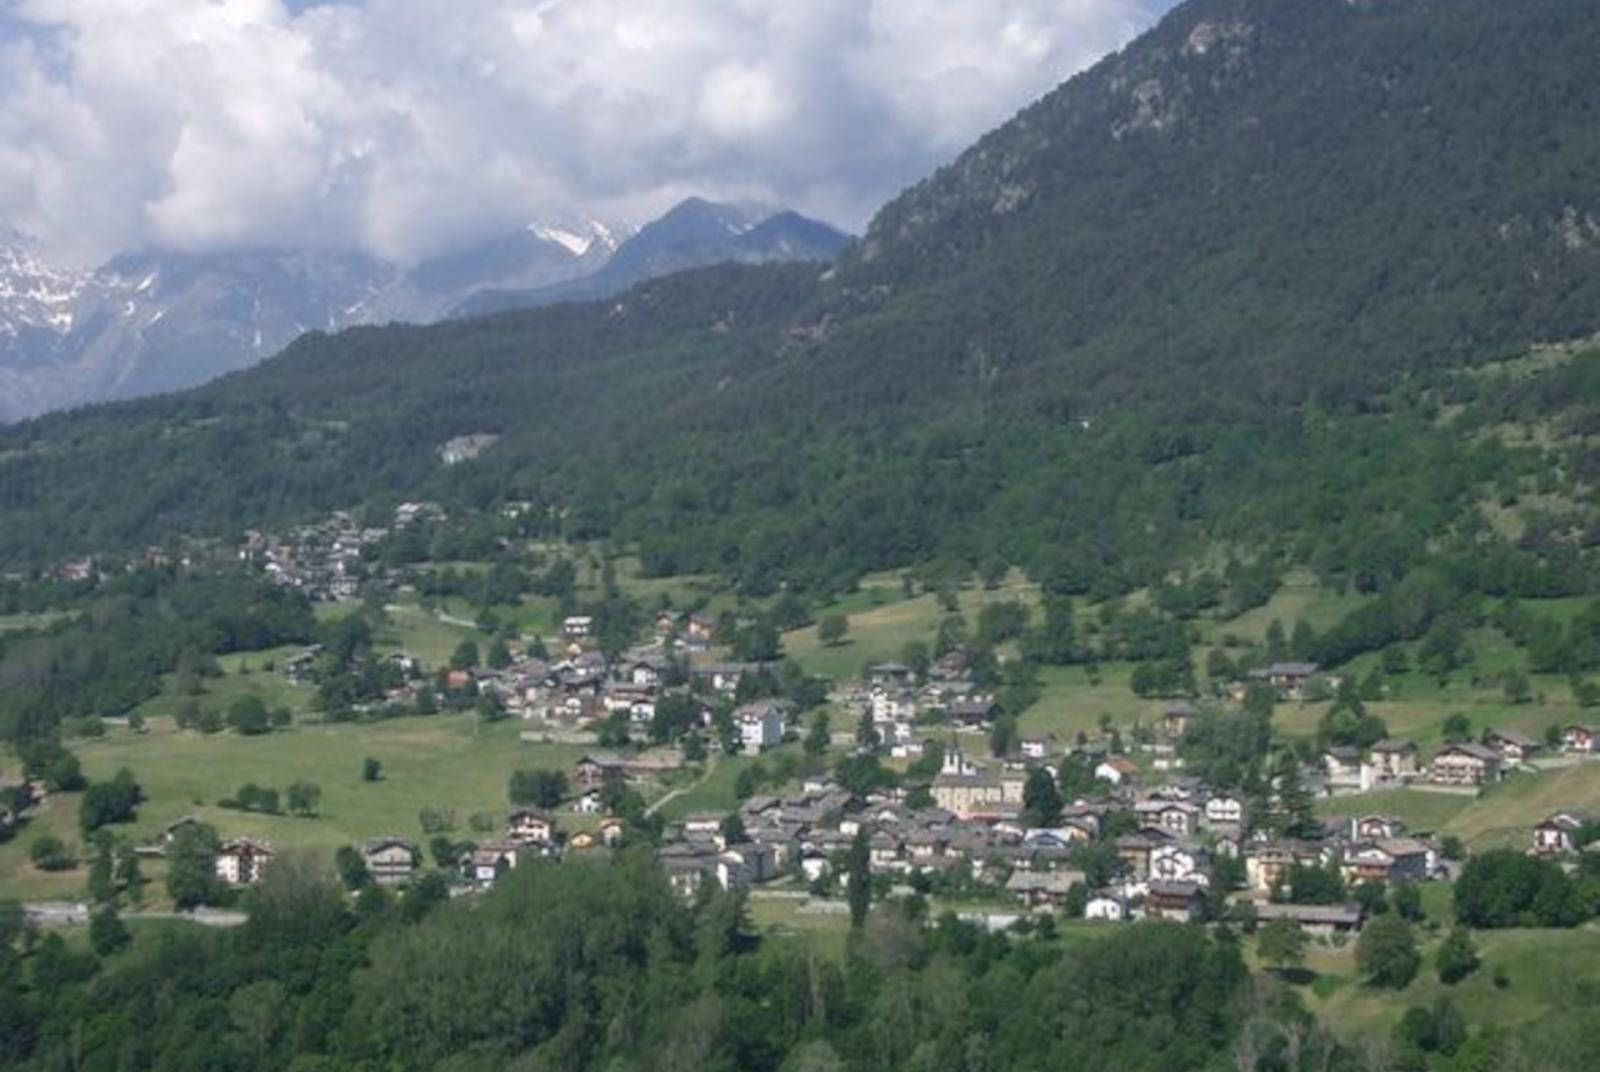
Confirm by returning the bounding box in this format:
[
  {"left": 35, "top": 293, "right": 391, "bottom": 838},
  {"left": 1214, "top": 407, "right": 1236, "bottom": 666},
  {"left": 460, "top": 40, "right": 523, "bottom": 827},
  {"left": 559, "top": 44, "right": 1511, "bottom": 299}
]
[
  {"left": 813, "top": 0, "right": 1600, "bottom": 412},
  {"left": 456, "top": 199, "right": 852, "bottom": 317},
  {"left": 1, "top": 0, "right": 1598, "bottom": 596}
]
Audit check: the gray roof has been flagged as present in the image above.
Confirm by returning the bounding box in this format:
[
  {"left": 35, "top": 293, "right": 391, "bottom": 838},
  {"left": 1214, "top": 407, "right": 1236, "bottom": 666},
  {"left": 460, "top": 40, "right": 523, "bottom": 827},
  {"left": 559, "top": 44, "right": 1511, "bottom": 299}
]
[{"left": 1255, "top": 902, "right": 1364, "bottom": 926}]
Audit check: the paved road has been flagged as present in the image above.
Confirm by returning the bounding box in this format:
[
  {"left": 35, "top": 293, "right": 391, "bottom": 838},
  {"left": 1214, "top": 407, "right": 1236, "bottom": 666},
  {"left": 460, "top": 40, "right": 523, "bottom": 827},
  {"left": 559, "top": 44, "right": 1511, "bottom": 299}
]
[{"left": 23, "top": 902, "right": 248, "bottom": 929}]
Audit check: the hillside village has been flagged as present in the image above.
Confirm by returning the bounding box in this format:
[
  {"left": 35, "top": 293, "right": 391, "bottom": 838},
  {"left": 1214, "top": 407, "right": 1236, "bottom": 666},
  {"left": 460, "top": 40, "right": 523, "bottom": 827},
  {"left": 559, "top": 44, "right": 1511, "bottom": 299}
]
[{"left": 21, "top": 515, "right": 1599, "bottom": 943}]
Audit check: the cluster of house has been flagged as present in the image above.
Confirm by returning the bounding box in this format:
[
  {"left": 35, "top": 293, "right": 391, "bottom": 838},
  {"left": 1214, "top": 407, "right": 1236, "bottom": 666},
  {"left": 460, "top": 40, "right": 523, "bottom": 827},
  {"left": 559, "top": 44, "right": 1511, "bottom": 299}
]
[
  {"left": 240, "top": 510, "right": 395, "bottom": 601},
  {"left": 201, "top": 807, "right": 630, "bottom": 893},
  {"left": 1320, "top": 722, "right": 1600, "bottom": 794},
  {"left": 466, "top": 619, "right": 789, "bottom": 754},
  {"left": 643, "top": 737, "right": 1453, "bottom": 929},
  {"left": 847, "top": 661, "right": 999, "bottom": 758}
]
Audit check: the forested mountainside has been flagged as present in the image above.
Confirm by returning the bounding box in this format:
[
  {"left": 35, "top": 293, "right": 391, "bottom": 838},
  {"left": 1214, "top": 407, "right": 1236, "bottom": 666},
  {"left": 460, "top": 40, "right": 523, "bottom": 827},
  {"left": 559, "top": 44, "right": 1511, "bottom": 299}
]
[{"left": 2, "top": 0, "right": 1599, "bottom": 600}]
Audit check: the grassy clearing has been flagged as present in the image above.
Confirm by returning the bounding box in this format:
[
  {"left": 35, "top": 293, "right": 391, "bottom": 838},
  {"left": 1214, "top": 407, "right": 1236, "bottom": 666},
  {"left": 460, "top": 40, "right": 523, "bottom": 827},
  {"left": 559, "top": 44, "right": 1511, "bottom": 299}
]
[
  {"left": 784, "top": 578, "right": 1039, "bottom": 682},
  {"left": 0, "top": 712, "right": 594, "bottom": 904},
  {"left": 1199, "top": 571, "right": 1371, "bottom": 647},
  {"left": 378, "top": 602, "right": 490, "bottom": 668},
  {"left": 129, "top": 647, "right": 317, "bottom": 722},
  {"left": 1024, "top": 664, "right": 1157, "bottom": 739},
  {"left": 1316, "top": 789, "right": 1477, "bottom": 835}
]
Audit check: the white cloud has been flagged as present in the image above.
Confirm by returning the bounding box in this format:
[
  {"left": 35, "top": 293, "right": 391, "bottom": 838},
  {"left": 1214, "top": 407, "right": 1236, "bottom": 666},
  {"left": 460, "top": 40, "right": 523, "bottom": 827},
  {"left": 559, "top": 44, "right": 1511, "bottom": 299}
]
[{"left": 0, "top": 0, "right": 1162, "bottom": 266}]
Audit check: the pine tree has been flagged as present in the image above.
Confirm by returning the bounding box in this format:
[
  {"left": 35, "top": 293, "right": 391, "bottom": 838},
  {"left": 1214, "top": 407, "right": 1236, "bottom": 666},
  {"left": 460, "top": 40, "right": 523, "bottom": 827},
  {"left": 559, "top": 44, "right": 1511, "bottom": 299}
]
[
  {"left": 846, "top": 829, "right": 871, "bottom": 930},
  {"left": 1273, "top": 750, "right": 1317, "bottom": 839}
]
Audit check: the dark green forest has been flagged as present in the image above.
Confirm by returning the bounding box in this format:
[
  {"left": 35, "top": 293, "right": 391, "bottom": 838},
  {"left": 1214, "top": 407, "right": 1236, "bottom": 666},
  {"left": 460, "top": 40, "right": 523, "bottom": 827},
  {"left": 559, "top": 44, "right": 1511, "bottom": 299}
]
[{"left": 4, "top": 854, "right": 1595, "bottom": 1072}]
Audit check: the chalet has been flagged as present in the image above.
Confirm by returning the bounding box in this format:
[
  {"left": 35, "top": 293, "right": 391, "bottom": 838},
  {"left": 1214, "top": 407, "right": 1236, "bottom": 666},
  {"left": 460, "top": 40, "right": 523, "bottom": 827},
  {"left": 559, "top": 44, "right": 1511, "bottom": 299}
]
[
  {"left": 624, "top": 656, "right": 670, "bottom": 688},
  {"left": 1085, "top": 894, "right": 1129, "bottom": 921},
  {"left": 1203, "top": 794, "right": 1245, "bottom": 829},
  {"left": 1163, "top": 702, "right": 1198, "bottom": 739},
  {"left": 721, "top": 842, "right": 779, "bottom": 886},
  {"left": 1020, "top": 735, "right": 1059, "bottom": 760},
  {"left": 660, "top": 848, "right": 719, "bottom": 898},
  {"left": 1095, "top": 757, "right": 1138, "bottom": 786},
  {"left": 1254, "top": 902, "right": 1364, "bottom": 939},
  {"left": 1349, "top": 814, "right": 1405, "bottom": 843},
  {"left": 948, "top": 698, "right": 1000, "bottom": 726},
  {"left": 362, "top": 837, "right": 419, "bottom": 887},
  {"left": 1150, "top": 842, "right": 1210, "bottom": 885},
  {"left": 684, "top": 613, "right": 716, "bottom": 648},
  {"left": 736, "top": 700, "right": 788, "bottom": 754},
  {"left": 573, "top": 753, "right": 629, "bottom": 788},
  {"left": 1249, "top": 662, "right": 1322, "bottom": 700},
  {"left": 215, "top": 838, "right": 274, "bottom": 886},
  {"left": 682, "top": 813, "right": 724, "bottom": 838},
  {"left": 507, "top": 808, "right": 554, "bottom": 845},
  {"left": 562, "top": 616, "right": 594, "bottom": 639},
  {"left": 467, "top": 843, "right": 517, "bottom": 887},
  {"left": 1368, "top": 740, "right": 1420, "bottom": 779},
  {"left": 573, "top": 789, "right": 603, "bottom": 814},
  {"left": 1322, "top": 747, "right": 1363, "bottom": 790},
  {"left": 568, "top": 831, "right": 599, "bottom": 852},
  {"left": 1533, "top": 811, "right": 1590, "bottom": 856},
  {"left": 695, "top": 663, "right": 752, "bottom": 695},
  {"left": 1562, "top": 724, "right": 1598, "bottom": 755},
  {"left": 867, "top": 663, "right": 916, "bottom": 689},
  {"left": 1115, "top": 829, "right": 1172, "bottom": 880},
  {"left": 1484, "top": 728, "right": 1538, "bottom": 768},
  {"left": 1429, "top": 743, "right": 1502, "bottom": 786},
  {"left": 1340, "top": 838, "right": 1432, "bottom": 886},
  {"left": 1246, "top": 842, "right": 1319, "bottom": 893},
  {"left": 600, "top": 817, "right": 627, "bottom": 847},
  {"left": 1145, "top": 880, "right": 1206, "bottom": 922},
  {"left": 1005, "top": 868, "right": 1088, "bottom": 908},
  {"left": 1135, "top": 800, "right": 1201, "bottom": 838}
]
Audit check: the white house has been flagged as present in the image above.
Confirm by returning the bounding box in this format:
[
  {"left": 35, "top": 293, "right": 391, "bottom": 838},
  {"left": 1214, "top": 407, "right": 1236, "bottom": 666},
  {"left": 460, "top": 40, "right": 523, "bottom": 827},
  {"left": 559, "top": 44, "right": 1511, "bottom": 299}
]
[{"left": 736, "top": 701, "right": 787, "bottom": 754}]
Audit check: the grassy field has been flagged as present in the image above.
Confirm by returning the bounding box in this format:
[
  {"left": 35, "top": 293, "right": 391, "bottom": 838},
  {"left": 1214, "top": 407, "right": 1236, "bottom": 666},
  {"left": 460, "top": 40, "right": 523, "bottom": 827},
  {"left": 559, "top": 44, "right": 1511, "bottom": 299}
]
[
  {"left": 1316, "top": 760, "right": 1600, "bottom": 849},
  {"left": 128, "top": 645, "right": 318, "bottom": 722},
  {"left": 0, "top": 712, "right": 595, "bottom": 905},
  {"left": 1442, "top": 761, "right": 1600, "bottom": 849},
  {"left": 1298, "top": 926, "right": 1600, "bottom": 1041}
]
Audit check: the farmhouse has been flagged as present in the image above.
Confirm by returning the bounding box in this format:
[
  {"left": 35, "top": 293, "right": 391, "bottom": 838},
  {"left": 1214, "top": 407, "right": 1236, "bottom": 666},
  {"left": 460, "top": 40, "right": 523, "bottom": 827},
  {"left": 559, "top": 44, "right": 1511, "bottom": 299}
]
[
  {"left": 1005, "top": 868, "right": 1088, "bottom": 908},
  {"left": 1254, "top": 902, "right": 1364, "bottom": 938}
]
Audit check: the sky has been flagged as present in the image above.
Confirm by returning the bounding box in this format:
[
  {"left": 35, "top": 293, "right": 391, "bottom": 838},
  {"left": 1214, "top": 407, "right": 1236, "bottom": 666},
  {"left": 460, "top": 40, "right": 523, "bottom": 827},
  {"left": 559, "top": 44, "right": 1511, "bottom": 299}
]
[{"left": 0, "top": 0, "right": 1169, "bottom": 266}]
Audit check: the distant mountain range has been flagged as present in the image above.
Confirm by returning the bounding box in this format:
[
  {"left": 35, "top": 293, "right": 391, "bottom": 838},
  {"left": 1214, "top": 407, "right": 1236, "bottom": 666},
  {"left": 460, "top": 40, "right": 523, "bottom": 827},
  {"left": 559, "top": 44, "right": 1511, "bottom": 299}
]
[
  {"left": 0, "top": 202, "right": 850, "bottom": 421},
  {"left": 455, "top": 199, "right": 852, "bottom": 318}
]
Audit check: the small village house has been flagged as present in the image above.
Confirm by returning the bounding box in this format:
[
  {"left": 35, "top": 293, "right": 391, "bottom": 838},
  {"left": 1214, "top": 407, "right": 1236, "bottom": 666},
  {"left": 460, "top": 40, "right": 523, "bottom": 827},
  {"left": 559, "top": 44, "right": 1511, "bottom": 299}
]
[
  {"left": 215, "top": 838, "right": 275, "bottom": 886},
  {"left": 1533, "top": 811, "right": 1590, "bottom": 856},
  {"left": 1429, "top": 743, "right": 1502, "bottom": 786},
  {"left": 362, "top": 837, "right": 419, "bottom": 887}
]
